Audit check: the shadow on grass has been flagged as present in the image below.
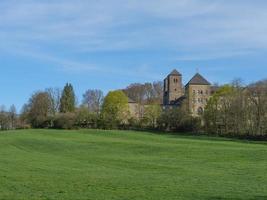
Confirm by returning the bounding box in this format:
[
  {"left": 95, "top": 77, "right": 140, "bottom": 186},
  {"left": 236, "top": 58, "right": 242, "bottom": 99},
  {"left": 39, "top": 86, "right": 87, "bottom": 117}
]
[
  {"left": 129, "top": 128, "right": 267, "bottom": 146},
  {"left": 206, "top": 196, "right": 267, "bottom": 200}
]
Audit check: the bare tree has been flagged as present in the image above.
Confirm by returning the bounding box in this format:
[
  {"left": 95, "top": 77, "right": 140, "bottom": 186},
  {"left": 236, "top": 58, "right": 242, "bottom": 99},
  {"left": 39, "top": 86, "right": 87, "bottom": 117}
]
[
  {"left": 124, "top": 81, "right": 163, "bottom": 104},
  {"left": 0, "top": 105, "right": 8, "bottom": 130},
  {"left": 246, "top": 80, "right": 267, "bottom": 135},
  {"left": 9, "top": 105, "right": 17, "bottom": 129},
  {"left": 123, "top": 83, "right": 145, "bottom": 103},
  {"left": 46, "top": 87, "right": 62, "bottom": 115},
  {"left": 153, "top": 81, "right": 163, "bottom": 104},
  {"left": 82, "top": 89, "right": 104, "bottom": 114}
]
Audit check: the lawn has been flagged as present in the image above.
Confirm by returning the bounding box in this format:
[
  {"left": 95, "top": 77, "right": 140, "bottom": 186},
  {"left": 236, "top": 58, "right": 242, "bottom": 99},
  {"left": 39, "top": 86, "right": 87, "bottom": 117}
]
[{"left": 0, "top": 129, "right": 266, "bottom": 200}]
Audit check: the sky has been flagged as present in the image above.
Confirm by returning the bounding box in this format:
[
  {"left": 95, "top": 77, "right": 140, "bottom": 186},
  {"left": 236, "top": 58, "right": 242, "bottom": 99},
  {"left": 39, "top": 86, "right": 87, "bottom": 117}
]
[{"left": 0, "top": 0, "right": 267, "bottom": 111}]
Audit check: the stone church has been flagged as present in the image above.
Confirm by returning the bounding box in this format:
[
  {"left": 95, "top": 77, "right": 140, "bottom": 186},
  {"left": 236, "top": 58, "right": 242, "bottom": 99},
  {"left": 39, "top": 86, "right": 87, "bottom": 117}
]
[
  {"left": 163, "top": 69, "right": 211, "bottom": 116},
  {"left": 127, "top": 69, "right": 212, "bottom": 118}
]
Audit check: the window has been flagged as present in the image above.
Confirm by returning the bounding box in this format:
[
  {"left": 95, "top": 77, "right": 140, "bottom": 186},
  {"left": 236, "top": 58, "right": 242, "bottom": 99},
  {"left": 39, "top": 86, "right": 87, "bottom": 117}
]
[{"left": 197, "top": 107, "right": 204, "bottom": 115}]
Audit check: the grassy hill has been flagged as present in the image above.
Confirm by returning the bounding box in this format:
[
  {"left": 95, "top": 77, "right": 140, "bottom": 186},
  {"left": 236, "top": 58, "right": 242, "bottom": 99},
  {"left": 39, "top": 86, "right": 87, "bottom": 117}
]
[{"left": 0, "top": 129, "right": 266, "bottom": 200}]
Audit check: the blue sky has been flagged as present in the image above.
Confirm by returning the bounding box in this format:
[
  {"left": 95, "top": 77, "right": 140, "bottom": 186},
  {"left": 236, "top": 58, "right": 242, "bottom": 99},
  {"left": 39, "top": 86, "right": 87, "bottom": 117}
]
[{"left": 0, "top": 0, "right": 267, "bottom": 111}]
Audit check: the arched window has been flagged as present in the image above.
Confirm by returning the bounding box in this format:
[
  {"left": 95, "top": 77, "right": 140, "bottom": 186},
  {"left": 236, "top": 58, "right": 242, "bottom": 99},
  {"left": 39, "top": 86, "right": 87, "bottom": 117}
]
[{"left": 197, "top": 107, "right": 204, "bottom": 115}]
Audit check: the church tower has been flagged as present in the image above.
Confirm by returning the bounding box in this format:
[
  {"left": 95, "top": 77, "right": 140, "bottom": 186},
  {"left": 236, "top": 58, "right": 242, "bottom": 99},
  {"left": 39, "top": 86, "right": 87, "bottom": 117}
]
[
  {"left": 185, "top": 73, "right": 211, "bottom": 116},
  {"left": 163, "top": 69, "right": 183, "bottom": 105}
]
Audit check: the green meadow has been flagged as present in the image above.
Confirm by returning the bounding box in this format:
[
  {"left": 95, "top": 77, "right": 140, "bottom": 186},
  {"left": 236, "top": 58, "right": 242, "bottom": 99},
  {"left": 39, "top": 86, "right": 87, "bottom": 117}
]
[{"left": 0, "top": 129, "right": 266, "bottom": 200}]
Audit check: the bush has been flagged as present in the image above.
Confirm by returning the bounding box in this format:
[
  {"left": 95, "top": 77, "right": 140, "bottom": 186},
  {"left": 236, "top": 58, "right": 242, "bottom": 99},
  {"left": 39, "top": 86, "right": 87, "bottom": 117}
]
[
  {"left": 180, "top": 116, "right": 202, "bottom": 133},
  {"left": 54, "top": 113, "right": 76, "bottom": 129},
  {"left": 75, "top": 107, "right": 99, "bottom": 128}
]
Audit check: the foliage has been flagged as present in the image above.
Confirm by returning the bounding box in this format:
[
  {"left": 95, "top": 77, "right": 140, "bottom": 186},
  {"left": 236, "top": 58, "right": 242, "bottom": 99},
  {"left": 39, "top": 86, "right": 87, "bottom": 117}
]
[
  {"left": 60, "top": 83, "right": 76, "bottom": 113},
  {"left": 75, "top": 106, "right": 99, "bottom": 128},
  {"left": 53, "top": 113, "right": 76, "bottom": 129},
  {"left": 1, "top": 79, "right": 266, "bottom": 139},
  {"left": 142, "top": 104, "right": 162, "bottom": 128},
  {"left": 101, "top": 90, "right": 130, "bottom": 129},
  {"left": 204, "top": 80, "right": 267, "bottom": 138},
  {"left": 27, "top": 91, "right": 52, "bottom": 128},
  {"left": 158, "top": 100, "right": 201, "bottom": 133}
]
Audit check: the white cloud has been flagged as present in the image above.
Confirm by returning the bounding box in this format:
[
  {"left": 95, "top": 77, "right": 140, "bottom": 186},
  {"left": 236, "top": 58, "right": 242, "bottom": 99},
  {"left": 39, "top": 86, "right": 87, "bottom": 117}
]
[{"left": 0, "top": 0, "right": 267, "bottom": 69}]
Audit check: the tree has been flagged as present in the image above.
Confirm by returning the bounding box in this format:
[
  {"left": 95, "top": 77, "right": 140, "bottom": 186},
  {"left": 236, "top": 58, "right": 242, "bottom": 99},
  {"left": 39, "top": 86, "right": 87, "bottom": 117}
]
[
  {"left": 8, "top": 105, "right": 17, "bottom": 129},
  {"left": 82, "top": 89, "right": 103, "bottom": 114},
  {"left": 19, "top": 103, "right": 31, "bottom": 128},
  {"left": 27, "top": 91, "right": 52, "bottom": 128},
  {"left": 143, "top": 104, "right": 162, "bottom": 128},
  {"left": 123, "top": 83, "right": 145, "bottom": 104},
  {"left": 204, "top": 82, "right": 251, "bottom": 136},
  {"left": 204, "top": 85, "right": 235, "bottom": 135},
  {"left": 54, "top": 113, "right": 76, "bottom": 129},
  {"left": 101, "top": 90, "right": 129, "bottom": 129},
  {"left": 153, "top": 81, "right": 164, "bottom": 104},
  {"left": 158, "top": 104, "right": 201, "bottom": 133},
  {"left": 0, "top": 106, "right": 9, "bottom": 130},
  {"left": 246, "top": 80, "right": 267, "bottom": 136},
  {"left": 123, "top": 81, "right": 163, "bottom": 105},
  {"left": 60, "top": 83, "right": 76, "bottom": 113},
  {"left": 46, "top": 87, "right": 62, "bottom": 115},
  {"left": 75, "top": 106, "right": 99, "bottom": 128}
]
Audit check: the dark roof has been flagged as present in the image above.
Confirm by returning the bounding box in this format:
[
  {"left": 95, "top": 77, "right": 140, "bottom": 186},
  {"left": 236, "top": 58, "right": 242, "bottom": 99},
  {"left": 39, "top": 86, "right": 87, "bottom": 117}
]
[
  {"left": 172, "top": 96, "right": 186, "bottom": 105},
  {"left": 128, "top": 97, "right": 137, "bottom": 104},
  {"left": 164, "top": 96, "right": 186, "bottom": 107},
  {"left": 186, "top": 73, "right": 211, "bottom": 86},
  {"left": 169, "top": 69, "right": 181, "bottom": 76}
]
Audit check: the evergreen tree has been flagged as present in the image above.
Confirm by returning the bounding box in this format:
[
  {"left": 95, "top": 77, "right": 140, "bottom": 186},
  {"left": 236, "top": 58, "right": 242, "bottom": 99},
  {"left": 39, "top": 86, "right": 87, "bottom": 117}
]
[{"left": 60, "top": 83, "right": 76, "bottom": 113}]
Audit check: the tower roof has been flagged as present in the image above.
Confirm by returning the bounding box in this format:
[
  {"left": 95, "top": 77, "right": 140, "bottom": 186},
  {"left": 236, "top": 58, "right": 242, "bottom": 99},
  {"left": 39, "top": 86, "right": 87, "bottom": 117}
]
[
  {"left": 169, "top": 69, "right": 181, "bottom": 76},
  {"left": 128, "top": 97, "right": 137, "bottom": 103},
  {"left": 187, "top": 73, "right": 211, "bottom": 86}
]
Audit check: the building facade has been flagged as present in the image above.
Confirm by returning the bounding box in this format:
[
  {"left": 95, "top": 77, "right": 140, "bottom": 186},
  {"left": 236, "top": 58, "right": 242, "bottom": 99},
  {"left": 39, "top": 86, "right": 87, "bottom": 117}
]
[
  {"left": 163, "top": 69, "right": 184, "bottom": 105},
  {"left": 163, "top": 70, "right": 211, "bottom": 116}
]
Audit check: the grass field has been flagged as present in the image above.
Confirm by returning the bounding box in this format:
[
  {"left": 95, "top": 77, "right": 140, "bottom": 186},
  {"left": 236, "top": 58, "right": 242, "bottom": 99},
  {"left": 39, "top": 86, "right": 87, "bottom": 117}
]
[{"left": 0, "top": 129, "right": 267, "bottom": 200}]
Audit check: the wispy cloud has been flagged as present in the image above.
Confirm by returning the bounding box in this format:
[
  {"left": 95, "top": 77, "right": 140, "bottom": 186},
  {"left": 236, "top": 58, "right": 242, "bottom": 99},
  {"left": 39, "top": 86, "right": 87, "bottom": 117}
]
[{"left": 1, "top": 0, "right": 267, "bottom": 71}]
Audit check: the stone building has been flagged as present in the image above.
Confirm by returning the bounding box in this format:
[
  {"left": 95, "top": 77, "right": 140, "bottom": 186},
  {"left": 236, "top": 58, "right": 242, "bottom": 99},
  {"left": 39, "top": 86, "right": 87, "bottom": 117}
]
[
  {"left": 128, "top": 97, "right": 141, "bottom": 118},
  {"left": 163, "top": 70, "right": 211, "bottom": 116},
  {"left": 163, "top": 69, "right": 184, "bottom": 105}
]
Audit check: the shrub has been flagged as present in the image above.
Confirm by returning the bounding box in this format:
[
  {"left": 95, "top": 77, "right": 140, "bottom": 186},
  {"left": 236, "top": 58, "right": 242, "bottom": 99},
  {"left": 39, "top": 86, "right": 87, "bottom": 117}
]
[{"left": 54, "top": 113, "right": 76, "bottom": 129}]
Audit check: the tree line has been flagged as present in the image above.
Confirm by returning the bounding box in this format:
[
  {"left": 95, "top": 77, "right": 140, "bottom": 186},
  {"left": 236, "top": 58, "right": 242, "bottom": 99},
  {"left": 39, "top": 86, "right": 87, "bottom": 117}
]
[
  {"left": 0, "top": 79, "right": 266, "bottom": 139},
  {"left": 204, "top": 80, "right": 267, "bottom": 139},
  {"left": 0, "top": 82, "right": 164, "bottom": 130}
]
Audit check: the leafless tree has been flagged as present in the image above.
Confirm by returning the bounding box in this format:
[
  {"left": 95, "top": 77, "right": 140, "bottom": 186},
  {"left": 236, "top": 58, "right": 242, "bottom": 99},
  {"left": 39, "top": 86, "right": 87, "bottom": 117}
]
[
  {"left": 82, "top": 89, "right": 104, "bottom": 114},
  {"left": 46, "top": 87, "right": 62, "bottom": 115}
]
